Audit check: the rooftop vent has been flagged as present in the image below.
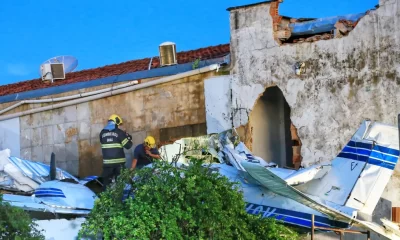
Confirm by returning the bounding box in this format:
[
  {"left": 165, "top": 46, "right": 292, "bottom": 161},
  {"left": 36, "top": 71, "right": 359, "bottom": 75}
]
[{"left": 159, "top": 42, "right": 177, "bottom": 66}]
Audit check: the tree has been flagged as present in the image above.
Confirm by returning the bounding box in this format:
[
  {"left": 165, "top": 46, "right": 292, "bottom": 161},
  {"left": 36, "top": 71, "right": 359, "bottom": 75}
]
[
  {"left": 79, "top": 159, "right": 299, "bottom": 240},
  {"left": 0, "top": 193, "right": 45, "bottom": 240}
]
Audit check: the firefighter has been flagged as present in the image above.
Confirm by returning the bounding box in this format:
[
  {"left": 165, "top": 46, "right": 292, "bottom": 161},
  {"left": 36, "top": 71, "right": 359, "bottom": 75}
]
[
  {"left": 99, "top": 114, "right": 133, "bottom": 190},
  {"left": 131, "top": 136, "right": 161, "bottom": 170}
]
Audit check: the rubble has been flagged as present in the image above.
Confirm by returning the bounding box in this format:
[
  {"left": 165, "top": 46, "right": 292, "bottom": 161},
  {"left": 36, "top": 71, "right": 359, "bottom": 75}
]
[
  {"left": 270, "top": 0, "right": 377, "bottom": 45},
  {"left": 334, "top": 19, "right": 355, "bottom": 37}
]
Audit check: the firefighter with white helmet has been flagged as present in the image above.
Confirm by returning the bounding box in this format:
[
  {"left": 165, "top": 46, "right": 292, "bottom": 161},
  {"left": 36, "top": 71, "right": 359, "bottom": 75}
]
[
  {"left": 131, "top": 135, "right": 161, "bottom": 170},
  {"left": 99, "top": 114, "right": 133, "bottom": 190}
]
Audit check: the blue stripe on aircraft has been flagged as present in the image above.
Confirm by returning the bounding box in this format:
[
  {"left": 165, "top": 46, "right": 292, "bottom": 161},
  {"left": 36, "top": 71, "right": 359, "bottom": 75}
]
[
  {"left": 338, "top": 140, "right": 399, "bottom": 170},
  {"left": 374, "top": 144, "right": 400, "bottom": 156},
  {"left": 366, "top": 159, "right": 396, "bottom": 170},
  {"left": 36, "top": 188, "right": 63, "bottom": 192},
  {"left": 342, "top": 146, "right": 371, "bottom": 156},
  {"left": 348, "top": 141, "right": 400, "bottom": 156},
  {"left": 245, "top": 203, "right": 349, "bottom": 229},
  {"left": 370, "top": 151, "right": 398, "bottom": 164},
  {"left": 35, "top": 188, "right": 66, "bottom": 198},
  {"left": 338, "top": 152, "right": 395, "bottom": 170},
  {"left": 83, "top": 176, "right": 98, "bottom": 181},
  {"left": 344, "top": 142, "right": 399, "bottom": 161},
  {"left": 35, "top": 190, "right": 64, "bottom": 195},
  {"left": 35, "top": 194, "right": 66, "bottom": 198}
]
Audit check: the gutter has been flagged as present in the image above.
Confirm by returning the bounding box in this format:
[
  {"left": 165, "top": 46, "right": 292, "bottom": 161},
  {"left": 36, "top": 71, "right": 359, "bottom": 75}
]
[
  {"left": 0, "top": 56, "right": 229, "bottom": 104},
  {"left": 0, "top": 80, "right": 139, "bottom": 115},
  {"left": 0, "top": 64, "right": 222, "bottom": 122}
]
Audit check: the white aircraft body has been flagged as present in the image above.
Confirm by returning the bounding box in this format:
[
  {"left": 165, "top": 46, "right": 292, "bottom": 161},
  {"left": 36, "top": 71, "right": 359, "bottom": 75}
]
[
  {"left": 1, "top": 116, "right": 400, "bottom": 239},
  {"left": 158, "top": 117, "right": 400, "bottom": 239},
  {"left": 0, "top": 150, "right": 99, "bottom": 218}
]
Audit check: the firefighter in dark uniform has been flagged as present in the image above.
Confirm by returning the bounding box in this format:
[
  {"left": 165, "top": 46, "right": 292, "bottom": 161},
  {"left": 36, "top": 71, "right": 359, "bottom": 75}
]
[{"left": 99, "top": 114, "right": 133, "bottom": 190}]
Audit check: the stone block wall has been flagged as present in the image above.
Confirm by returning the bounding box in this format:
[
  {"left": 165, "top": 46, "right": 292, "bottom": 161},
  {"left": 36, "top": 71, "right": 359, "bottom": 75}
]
[{"left": 1, "top": 71, "right": 218, "bottom": 177}]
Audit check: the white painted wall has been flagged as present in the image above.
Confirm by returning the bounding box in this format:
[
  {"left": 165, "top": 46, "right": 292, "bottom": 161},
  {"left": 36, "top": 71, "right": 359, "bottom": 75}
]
[
  {"left": 204, "top": 76, "right": 232, "bottom": 134},
  {"left": 0, "top": 117, "right": 20, "bottom": 157},
  {"left": 219, "top": 0, "right": 400, "bottom": 169}
]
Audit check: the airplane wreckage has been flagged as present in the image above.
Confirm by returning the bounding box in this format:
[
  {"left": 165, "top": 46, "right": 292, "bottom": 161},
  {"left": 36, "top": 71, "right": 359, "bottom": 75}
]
[{"left": 1, "top": 116, "right": 400, "bottom": 239}]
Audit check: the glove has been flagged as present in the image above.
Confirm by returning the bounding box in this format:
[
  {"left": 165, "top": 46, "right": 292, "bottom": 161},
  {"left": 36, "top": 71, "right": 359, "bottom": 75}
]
[{"left": 126, "top": 133, "right": 132, "bottom": 141}]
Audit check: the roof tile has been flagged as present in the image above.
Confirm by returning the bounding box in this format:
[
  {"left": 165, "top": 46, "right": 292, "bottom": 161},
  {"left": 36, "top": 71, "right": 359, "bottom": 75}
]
[{"left": 0, "top": 43, "right": 230, "bottom": 97}]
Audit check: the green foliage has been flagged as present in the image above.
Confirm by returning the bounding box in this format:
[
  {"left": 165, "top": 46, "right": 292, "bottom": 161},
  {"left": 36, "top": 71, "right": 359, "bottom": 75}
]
[
  {"left": 192, "top": 58, "right": 200, "bottom": 70},
  {"left": 79, "top": 160, "right": 299, "bottom": 240},
  {"left": 0, "top": 193, "right": 45, "bottom": 240}
]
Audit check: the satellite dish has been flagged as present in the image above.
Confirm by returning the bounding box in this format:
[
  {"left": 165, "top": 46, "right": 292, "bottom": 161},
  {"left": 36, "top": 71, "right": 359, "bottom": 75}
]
[{"left": 39, "top": 55, "right": 78, "bottom": 82}]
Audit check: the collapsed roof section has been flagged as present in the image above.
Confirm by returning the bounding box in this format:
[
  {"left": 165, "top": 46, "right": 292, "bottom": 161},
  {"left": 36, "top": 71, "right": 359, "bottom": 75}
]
[{"left": 271, "top": 1, "right": 379, "bottom": 45}]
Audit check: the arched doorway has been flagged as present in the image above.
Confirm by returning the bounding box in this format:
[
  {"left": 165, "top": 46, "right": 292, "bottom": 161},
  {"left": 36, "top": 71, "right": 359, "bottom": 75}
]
[{"left": 249, "top": 86, "right": 301, "bottom": 169}]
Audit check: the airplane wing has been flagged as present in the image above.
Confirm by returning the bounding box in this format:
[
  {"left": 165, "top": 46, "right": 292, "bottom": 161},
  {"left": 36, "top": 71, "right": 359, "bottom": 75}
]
[
  {"left": 241, "top": 160, "right": 400, "bottom": 240},
  {"left": 240, "top": 160, "right": 356, "bottom": 222},
  {"left": 280, "top": 164, "right": 332, "bottom": 186},
  {"left": 2, "top": 194, "right": 92, "bottom": 216}
]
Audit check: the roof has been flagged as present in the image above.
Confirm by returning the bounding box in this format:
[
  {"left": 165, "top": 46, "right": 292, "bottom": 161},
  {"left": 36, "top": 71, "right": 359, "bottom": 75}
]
[
  {"left": 0, "top": 43, "right": 230, "bottom": 97},
  {"left": 226, "top": 1, "right": 276, "bottom": 11}
]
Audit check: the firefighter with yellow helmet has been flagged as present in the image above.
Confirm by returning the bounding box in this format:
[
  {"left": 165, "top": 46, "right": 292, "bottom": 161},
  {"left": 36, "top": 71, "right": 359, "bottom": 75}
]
[
  {"left": 99, "top": 114, "right": 133, "bottom": 190},
  {"left": 131, "top": 135, "right": 161, "bottom": 170}
]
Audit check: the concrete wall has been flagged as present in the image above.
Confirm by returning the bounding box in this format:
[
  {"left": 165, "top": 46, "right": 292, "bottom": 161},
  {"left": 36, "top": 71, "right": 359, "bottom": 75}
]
[
  {"left": 207, "top": 1, "right": 400, "bottom": 237},
  {"left": 0, "top": 71, "right": 219, "bottom": 177},
  {"left": 227, "top": 0, "right": 400, "bottom": 168},
  {"left": 204, "top": 0, "right": 400, "bottom": 207}
]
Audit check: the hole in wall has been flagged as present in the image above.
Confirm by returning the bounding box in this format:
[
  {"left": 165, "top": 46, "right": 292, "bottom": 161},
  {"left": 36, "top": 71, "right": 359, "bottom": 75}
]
[{"left": 248, "top": 86, "right": 302, "bottom": 169}]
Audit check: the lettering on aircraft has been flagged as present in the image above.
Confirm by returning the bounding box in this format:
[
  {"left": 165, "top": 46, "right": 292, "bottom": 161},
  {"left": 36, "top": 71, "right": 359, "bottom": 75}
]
[
  {"left": 351, "top": 162, "right": 358, "bottom": 171},
  {"left": 245, "top": 203, "right": 277, "bottom": 218}
]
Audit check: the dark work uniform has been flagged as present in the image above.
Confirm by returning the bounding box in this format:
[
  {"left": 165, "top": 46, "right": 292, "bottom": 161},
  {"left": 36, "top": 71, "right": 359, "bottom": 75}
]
[
  {"left": 133, "top": 143, "right": 160, "bottom": 169},
  {"left": 99, "top": 121, "right": 133, "bottom": 190}
]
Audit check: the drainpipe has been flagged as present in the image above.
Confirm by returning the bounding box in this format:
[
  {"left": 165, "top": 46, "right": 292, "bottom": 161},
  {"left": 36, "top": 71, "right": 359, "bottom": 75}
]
[{"left": 0, "top": 64, "right": 221, "bottom": 122}]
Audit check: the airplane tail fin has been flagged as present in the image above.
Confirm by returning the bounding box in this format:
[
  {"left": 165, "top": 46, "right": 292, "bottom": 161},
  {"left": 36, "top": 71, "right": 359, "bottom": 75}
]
[
  {"left": 298, "top": 117, "right": 399, "bottom": 216},
  {"left": 343, "top": 116, "right": 399, "bottom": 215}
]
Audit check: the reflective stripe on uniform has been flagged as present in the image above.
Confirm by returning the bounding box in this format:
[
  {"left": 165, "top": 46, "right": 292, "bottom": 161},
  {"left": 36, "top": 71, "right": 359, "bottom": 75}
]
[
  {"left": 101, "top": 143, "right": 122, "bottom": 148},
  {"left": 121, "top": 138, "right": 129, "bottom": 146},
  {"left": 103, "top": 158, "right": 126, "bottom": 164}
]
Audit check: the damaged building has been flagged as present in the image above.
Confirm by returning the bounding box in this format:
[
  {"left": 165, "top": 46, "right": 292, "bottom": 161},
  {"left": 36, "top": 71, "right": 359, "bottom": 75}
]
[
  {"left": 0, "top": 43, "right": 230, "bottom": 177},
  {"left": 203, "top": 0, "right": 400, "bottom": 234},
  {"left": 0, "top": 0, "right": 400, "bottom": 238}
]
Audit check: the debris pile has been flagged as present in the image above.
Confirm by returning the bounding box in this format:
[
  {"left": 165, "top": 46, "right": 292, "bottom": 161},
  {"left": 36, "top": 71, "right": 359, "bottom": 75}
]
[
  {"left": 292, "top": 33, "right": 334, "bottom": 43},
  {"left": 271, "top": 0, "right": 379, "bottom": 45},
  {"left": 334, "top": 19, "right": 356, "bottom": 37}
]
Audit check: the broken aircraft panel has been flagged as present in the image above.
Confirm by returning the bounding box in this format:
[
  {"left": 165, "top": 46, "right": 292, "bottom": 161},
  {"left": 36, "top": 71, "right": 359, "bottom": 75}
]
[
  {"left": 0, "top": 149, "right": 99, "bottom": 218},
  {"left": 158, "top": 116, "right": 400, "bottom": 239}
]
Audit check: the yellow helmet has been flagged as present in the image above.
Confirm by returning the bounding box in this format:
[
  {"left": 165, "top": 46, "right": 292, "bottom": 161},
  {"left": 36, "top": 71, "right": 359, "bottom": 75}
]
[
  {"left": 108, "top": 114, "right": 123, "bottom": 125},
  {"left": 144, "top": 136, "right": 156, "bottom": 148}
]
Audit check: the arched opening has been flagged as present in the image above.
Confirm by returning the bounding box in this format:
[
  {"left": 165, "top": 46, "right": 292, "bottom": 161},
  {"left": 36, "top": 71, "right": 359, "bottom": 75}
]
[{"left": 249, "top": 86, "right": 301, "bottom": 169}]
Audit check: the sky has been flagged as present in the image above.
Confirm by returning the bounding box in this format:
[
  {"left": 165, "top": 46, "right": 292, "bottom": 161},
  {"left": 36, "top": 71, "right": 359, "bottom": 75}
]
[{"left": 0, "top": 0, "right": 378, "bottom": 86}]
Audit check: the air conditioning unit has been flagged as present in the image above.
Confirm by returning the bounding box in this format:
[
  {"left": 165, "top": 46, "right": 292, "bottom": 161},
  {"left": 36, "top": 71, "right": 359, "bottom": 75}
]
[
  {"left": 159, "top": 42, "right": 177, "bottom": 67},
  {"left": 40, "top": 63, "right": 65, "bottom": 82}
]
